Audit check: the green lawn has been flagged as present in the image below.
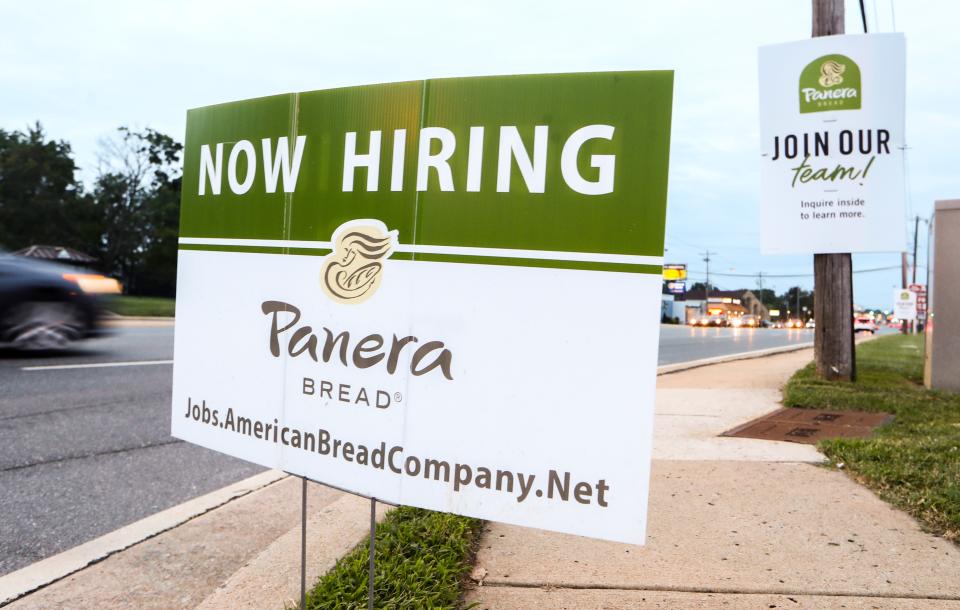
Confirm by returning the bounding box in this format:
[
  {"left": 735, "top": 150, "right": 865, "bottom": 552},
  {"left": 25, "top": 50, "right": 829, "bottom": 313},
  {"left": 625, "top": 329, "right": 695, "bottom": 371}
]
[
  {"left": 784, "top": 334, "right": 960, "bottom": 543},
  {"left": 106, "top": 295, "right": 175, "bottom": 317},
  {"left": 306, "top": 507, "right": 482, "bottom": 609}
]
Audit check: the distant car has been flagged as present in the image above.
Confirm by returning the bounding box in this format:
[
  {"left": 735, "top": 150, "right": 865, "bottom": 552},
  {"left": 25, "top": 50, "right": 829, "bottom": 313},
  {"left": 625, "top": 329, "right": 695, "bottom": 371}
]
[
  {"left": 731, "top": 315, "right": 758, "bottom": 328},
  {"left": 854, "top": 316, "right": 877, "bottom": 334},
  {"left": 705, "top": 315, "right": 728, "bottom": 327},
  {"left": 0, "top": 251, "right": 116, "bottom": 349},
  {"left": 785, "top": 319, "right": 804, "bottom": 329},
  {"left": 805, "top": 319, "right": 816, "bottom": 329}
]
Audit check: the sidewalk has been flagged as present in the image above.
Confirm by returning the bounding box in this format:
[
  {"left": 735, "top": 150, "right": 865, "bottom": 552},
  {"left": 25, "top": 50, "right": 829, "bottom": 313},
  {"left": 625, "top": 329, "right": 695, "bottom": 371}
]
[
  {"left": 6, "top": 348, "right": 958, "bottom": 609},
  {"left": 3, "top": 476, "right": 386, "bottom": 610},
  {"left": 464, "top": 349, "right": 960, "bottom": 609}
]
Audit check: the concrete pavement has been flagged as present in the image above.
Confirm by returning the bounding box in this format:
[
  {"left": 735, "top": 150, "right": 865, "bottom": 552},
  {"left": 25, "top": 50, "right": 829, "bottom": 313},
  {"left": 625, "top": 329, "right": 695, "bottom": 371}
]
[
  {"left": 464, "top": 348, "right": 960, "bottom": 609},
  {"left": 6, "top": 344, "right": 958, "bottom": 609},
  {"left": 2, "top": 476, "right": 368, "bottom": 610}
]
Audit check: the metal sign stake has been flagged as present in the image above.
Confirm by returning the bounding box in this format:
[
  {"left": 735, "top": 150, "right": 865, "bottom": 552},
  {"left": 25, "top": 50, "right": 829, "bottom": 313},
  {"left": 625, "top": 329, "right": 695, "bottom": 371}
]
[
  {"left": 368, "top": 497, "right": 377, "bottom": 610},
  {"left": 300, "top": 477, "right": 307, "bottom": 609}
]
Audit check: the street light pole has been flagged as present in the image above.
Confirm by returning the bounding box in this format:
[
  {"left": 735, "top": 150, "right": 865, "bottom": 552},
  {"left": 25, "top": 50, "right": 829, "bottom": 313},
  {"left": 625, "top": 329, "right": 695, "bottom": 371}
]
[{"left": 812, "top": 0, "right": 856, "bottom": 381}]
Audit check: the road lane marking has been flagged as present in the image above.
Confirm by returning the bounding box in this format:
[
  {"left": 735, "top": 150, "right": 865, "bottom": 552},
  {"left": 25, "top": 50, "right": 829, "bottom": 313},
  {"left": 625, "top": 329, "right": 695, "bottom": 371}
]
[
  {"left": 1, "top": 440, "right": 184, "bottom": 473},
  {"left": 21, "top": 360, "right": 173, "bottom": 371}
]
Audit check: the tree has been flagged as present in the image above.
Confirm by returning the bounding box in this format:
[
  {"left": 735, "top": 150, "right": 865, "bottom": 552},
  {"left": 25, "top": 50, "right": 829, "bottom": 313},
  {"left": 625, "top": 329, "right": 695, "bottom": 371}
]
[
  {"left": 93, "top": 127, "right": 182, "bottom": 295},
  {"left": 0, "top": 123, "right": 97, "bottom": 251},
  {"left": 753, "top": 288, "right": 779, "bottom": 309},
  {"left": 688, "top": 281, "right": 716, "bottom": 293},
  {"left": 780, "top": 286, "right": 815, "bottom": 319}
]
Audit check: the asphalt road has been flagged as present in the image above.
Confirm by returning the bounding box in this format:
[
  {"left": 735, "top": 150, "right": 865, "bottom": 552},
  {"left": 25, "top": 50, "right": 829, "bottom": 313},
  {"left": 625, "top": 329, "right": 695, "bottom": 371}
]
[
  {"left": 657, "top": 323, "right": 813, "bottom": 365},
  {"left": 0, "top": 325, "right": 262, "bottom": 576},
  {"left": 0, "top": 322, "right": 815, "bottom": 576}
]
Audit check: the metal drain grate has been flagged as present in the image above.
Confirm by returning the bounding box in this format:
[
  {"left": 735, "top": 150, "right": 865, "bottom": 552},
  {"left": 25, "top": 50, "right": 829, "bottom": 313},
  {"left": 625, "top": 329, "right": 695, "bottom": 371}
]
[{"left": 721, "top": 408, "right": 894, "bottom": 444}]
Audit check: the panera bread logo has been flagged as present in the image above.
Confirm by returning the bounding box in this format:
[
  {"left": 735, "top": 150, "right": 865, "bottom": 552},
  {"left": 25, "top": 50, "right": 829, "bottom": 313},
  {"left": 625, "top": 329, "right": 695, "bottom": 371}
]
[
  {"left": 320, "top": 220, "right": 398, "bottom": 304},
  {"left": 799, "top": 54, "right": 861, "bottom": 114},
  {"left": 818, "top": 59, "right": 845, "bottom": 87}
]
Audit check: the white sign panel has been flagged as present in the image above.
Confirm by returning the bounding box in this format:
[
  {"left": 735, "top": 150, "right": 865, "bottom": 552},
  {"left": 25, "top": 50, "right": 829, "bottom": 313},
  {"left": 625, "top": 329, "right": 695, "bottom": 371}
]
[
  {"left": 170, "top": 72, "right": 673, "bottom": 545},
  {"left": 894, "top": 288, "right": 917, "bottom": 321},
  {"left": 759, "top": 34, "right": 906, "bottom": 254}
]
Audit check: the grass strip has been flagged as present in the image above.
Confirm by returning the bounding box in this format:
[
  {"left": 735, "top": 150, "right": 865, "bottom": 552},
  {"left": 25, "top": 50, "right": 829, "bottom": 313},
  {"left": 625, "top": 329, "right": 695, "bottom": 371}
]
[
  {"left": 105, "top": 295, "right": 175, "bottom": 317},
  {"left": 305, "top": 506, "right": 482, "bottom": 609},
  {"left": 784, "top": 333, "right": 960, "bottom": 542}
]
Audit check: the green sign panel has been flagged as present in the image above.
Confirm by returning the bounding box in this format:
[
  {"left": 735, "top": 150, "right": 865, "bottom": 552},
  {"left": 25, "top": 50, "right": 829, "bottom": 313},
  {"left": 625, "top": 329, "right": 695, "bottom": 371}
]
[
  {"left": 799, "top": 54, "right": 862, "bottom": 114},
  {"left": 179, "top": 71, "right": 673, "bottom": 274}
]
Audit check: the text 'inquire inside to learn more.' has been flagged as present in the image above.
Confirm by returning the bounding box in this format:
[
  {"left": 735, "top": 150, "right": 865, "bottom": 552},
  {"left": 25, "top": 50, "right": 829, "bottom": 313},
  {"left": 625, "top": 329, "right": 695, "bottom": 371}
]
[{"left": 799, "top": 197, "right": 865, "bottom": 222}]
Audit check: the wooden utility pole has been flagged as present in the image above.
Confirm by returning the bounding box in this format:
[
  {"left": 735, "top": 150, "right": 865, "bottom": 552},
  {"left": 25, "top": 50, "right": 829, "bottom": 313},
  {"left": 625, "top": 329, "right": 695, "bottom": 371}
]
[
  {"left": 812, "top": 0, "right": 856, "bottom": 381},
  {"left": 910, "top": 216, "right": 921, "bottom": 334},
  {"left": 901, "top": 251, "right": 909, "bottom": 334},
  {"left": 911, "top": 215, "right": 921, "bottom": 284}
]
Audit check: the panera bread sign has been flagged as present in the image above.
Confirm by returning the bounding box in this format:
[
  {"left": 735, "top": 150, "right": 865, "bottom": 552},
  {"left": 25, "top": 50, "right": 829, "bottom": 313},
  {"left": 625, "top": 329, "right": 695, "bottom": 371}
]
[
  {"left": 171, "top": 72, "right": 672, "bottom": 544},
  {"left": 759, "top": 33, "right": 906, "bottom": 255}
]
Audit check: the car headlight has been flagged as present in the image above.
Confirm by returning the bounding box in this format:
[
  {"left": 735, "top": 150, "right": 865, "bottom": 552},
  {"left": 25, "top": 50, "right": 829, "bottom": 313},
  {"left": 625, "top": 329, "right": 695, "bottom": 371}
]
[{"left": 63, "top": 273, "right": 123, "bottom": 295}]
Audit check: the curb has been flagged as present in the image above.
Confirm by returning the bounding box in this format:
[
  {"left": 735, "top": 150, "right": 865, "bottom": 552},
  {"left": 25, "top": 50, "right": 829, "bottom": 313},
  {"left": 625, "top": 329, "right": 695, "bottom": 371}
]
[
  {"left": 197, "top": 494, "right": 390, "bottom": 610},
  {"left": 0, "top": 470, "right": 287, "bottom": 606},
  {"left": 656, "top": 342, "right": 814, "bottom": 376},
  {"left": 103, "top": 316, "right": 175, "bottom": 328}
]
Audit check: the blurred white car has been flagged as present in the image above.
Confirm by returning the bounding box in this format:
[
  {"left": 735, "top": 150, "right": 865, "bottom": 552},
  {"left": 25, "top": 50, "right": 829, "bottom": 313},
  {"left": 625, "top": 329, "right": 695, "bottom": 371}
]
[{"left": 854, "top": 316, "right": 877, "bottom": 333}]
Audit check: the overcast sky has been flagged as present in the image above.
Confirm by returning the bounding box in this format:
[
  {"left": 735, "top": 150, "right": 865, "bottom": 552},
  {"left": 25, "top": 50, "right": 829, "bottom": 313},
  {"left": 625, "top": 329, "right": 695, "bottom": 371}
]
[{"left": 2, "top": 0, "right": 956, "bottom": 308}]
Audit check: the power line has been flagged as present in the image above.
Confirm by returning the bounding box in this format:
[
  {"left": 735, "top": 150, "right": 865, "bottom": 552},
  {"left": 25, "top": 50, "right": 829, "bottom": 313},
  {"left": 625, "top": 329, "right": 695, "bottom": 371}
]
[{"left": 684, "top": 265, "right": 912, "bottom": 279}]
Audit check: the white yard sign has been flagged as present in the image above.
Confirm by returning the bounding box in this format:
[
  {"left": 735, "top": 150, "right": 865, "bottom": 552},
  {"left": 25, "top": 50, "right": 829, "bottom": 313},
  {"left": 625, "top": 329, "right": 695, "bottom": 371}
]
[
  {"left": 894, "top": 289, "right": 917, "bottom": 321},
  {"left": 170, "top": 72, "right": 673, "bottom": 544},
  {"left": 759, "top": 34, "right": 906, "bottom": 254}
]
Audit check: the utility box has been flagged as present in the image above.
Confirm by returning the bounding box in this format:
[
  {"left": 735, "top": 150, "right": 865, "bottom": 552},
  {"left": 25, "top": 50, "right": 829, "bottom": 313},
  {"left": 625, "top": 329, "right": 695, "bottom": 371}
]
[{"left": 925, "top": 199, "right": 960, "bottom": 392}]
